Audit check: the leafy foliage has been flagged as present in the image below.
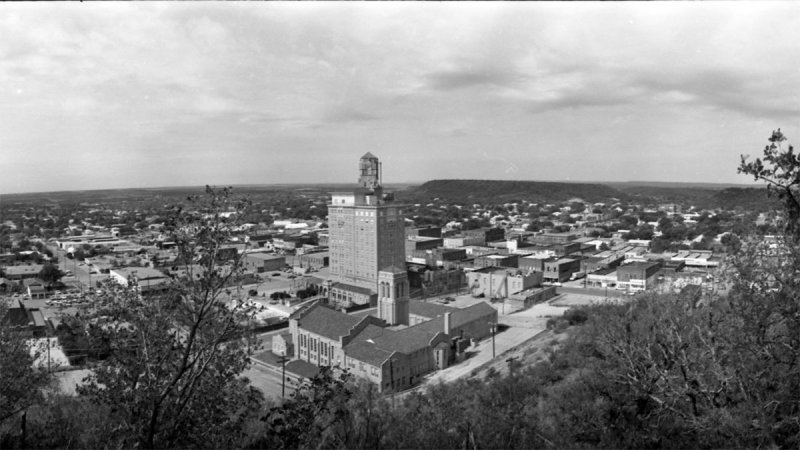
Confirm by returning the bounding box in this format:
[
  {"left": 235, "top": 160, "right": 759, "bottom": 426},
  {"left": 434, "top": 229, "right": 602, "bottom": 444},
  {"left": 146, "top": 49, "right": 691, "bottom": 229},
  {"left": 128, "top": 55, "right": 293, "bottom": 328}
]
[
  {"left": 740, "top": 129, "right": 800, "bottom": 240},
  {"left": 37, "top": 263, "right": 63, "bottom": 287},
  {"left": 0, "top": 303, "right": 53, "bottom": 446},
  {"left": 258, "top": 367, "right": 354, "bottom": 449},
  {"left": 74, "top": 186, "right": 263, "bottom": 449}
]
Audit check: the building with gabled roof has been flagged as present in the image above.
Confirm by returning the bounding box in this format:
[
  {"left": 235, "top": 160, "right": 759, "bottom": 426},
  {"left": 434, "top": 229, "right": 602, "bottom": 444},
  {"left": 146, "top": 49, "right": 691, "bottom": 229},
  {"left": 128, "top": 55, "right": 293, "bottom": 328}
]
[
  {"left": 2, "top": 306, "right": 48, "bottom": 337},
  {"left": 287, "top": 297, "right": 497, "bottom": 392}
]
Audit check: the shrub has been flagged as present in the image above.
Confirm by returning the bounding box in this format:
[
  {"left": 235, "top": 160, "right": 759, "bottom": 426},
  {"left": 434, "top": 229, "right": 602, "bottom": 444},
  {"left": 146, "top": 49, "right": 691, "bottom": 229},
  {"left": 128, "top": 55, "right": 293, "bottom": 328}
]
[{"left": 564, "top": 308, "right": 588, "bottom": 325}]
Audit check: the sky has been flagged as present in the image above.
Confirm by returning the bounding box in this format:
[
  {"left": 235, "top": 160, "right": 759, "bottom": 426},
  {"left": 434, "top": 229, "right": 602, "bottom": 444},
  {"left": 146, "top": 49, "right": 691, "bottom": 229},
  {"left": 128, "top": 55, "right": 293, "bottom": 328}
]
[{"left": 2, "top": 2, "right": 800, "bottom": 194}]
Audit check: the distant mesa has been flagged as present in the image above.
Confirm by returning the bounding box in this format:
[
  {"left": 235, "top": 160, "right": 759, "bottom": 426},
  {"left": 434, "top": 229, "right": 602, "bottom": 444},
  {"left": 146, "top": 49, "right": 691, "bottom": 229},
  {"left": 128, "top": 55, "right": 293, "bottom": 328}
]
[
  {"left": 400, "top": 178, "right": 774, "bottom": 211},
  {"left": 404, "top": 179, "right": 627, "bottom": 204}
]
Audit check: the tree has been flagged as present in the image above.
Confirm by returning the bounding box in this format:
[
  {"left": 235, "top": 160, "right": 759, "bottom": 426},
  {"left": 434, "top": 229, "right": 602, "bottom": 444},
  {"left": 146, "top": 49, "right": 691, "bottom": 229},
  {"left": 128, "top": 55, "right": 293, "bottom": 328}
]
[
  {"left": 0, "top": 303, "right": 53, "bottom": 445},
  {"left": 720, "top": 232, "right": 742, "bottom": 253},
  {"left": 620, "top": 215, "right": 639, "bottom": 228},
  {"left": 77, "top": 186, "right": 262, "bottom": 449},
  {"left": 739, "top": 129, "right": 800, "bottom": 241},
  {"left": 38, "top": 263, "right": 63, "bottom": 288},
  {"left": 259, "top": 367, "right": 354, "bottom": 449}
]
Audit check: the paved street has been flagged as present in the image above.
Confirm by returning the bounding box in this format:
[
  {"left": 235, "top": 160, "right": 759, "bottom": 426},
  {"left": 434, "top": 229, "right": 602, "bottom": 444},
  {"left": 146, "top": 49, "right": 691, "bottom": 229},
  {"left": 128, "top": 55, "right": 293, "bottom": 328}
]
[
  {"left": 243, "top": 361, "right": 295, "bottom": 399},
  {"left": 50, "top": 245, "right": 109, "bottom": 292}
]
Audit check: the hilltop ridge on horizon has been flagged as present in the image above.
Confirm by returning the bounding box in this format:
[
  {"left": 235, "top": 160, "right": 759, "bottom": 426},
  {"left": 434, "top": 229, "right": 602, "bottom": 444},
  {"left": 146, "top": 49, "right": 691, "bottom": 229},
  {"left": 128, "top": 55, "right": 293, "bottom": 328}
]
[{"left": 0, "top": 178, "right": 761, "bottom": 197}]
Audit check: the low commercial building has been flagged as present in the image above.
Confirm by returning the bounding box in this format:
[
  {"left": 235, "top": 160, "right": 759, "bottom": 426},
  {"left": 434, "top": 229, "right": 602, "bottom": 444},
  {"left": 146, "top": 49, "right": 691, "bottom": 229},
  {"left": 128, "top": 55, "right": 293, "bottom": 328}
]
[
  {"left": 585, "top": 267, "right": 618, "bottom": 288},
  {"left": 406, "top": 226, "right": 442, "bottom": 239},
  {"left": 543, "top": 258, "right": 581, "bottom": 283},
  {"left": 670, "top": 250, "right": 720, "bottom": 268},
  {"left": 407, "top": 265, "right": 465, "bottom": 297},
  {"left": 466, "top": 268, "right": 542, "bottom": 299},
  {"left": 273, "top": 235, "right": 313, "bottom": 253},
  {"left": 518, "top": 256, "right": 549, "bottom": 273},
  {"left": 405, "top": 236, "right": 444, "bottom": 259},
  {"left": 244, "top": 253, "right": 286, "bottom": 273},
  {"left": 508, "top": 285, "right": 558, "bottom": 309},
  {"left": 518, "top": 245, "right": 557, "bottom": 259},
  {"left": 85, "top": 256, "right": 114, "bottom": 274},
  {"left": 443, "top": 235, "right": 485, "bottom": 248},
  {"left": 2, "top": 264, "right": 44, "bottom": 280},
  {"left": 463, "top": 227, "right": 505, "bottom": 244},
  {"left": 299, "top": 251, "right": 329, "bottom": 270},
  {"left": 409, "top": 248, "right": 467, "bottom": 268},
  {"left": 532, "top": 231, "right": 580, "bottom": 245},
  {"left": 581, "top": 254, "right": 625, "bottom": 274},
  {"left": 55, "top": 236, "right": 133, "bottom": 251},
  {"left": 473, "top": 254, "right": 519, "bottom": 269},
  {"left": 624, "top": 246, "right": 648, "bottom": 262},
  {"left": 323, "top": 282, "right": 376, "bottom": 308},
  {"left": 550, "top": 241, "right": 582, "bottom": 256},
  {"left": 616, "top": 261, "right": 662, "bottom": 292},
  {"left": 247, "top": 233, "right": 273, "bottom": 248},
  {"left": 26, "top": 282, "right": 47, "bottom": 300},
  {"left": 109, "top": 267, "right": 171, "bottom": 294}
]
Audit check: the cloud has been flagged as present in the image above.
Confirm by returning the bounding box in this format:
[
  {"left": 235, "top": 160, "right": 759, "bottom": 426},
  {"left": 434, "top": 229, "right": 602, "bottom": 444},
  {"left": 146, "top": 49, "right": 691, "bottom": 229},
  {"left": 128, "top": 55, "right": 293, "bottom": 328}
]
[
  {"left": 426, "top": 66, "right": 524, "bottom": 92},
  {"left": 2, "top": 2, "right": 800, "bottom": 193},
  {"left": 633, "top": 69, "right": 800, "bottom": 119},
  {"left": 525, "top": 87, "right": 633, "bottom": 114},
  {"left": 322, "top": 106, "right": 380, "bottom": 124}
]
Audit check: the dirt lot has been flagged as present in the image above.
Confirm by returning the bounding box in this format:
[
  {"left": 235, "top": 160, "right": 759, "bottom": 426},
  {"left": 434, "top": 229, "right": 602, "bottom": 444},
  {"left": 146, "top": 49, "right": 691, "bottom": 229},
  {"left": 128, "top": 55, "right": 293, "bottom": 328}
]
[
  {"left": 550, "top": 293, "right": 624, "bottom": 307},
  {"left": 468, "top": 328, "right": 571, "bottom": 379}
]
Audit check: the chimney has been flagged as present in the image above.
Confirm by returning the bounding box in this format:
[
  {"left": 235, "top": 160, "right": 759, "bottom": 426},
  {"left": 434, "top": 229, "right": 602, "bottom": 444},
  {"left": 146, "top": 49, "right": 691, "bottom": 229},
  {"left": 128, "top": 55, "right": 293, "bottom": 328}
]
[{"left": 444, "top": 312, "right": 451, "bottom": 335}]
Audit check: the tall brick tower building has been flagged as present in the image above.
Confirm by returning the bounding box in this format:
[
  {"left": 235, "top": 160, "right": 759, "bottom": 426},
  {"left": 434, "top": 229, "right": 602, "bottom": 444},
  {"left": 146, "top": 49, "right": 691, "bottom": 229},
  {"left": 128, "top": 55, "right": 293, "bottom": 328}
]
[{"left": 327, "top": 154, "right": 407, "bottom": 318}]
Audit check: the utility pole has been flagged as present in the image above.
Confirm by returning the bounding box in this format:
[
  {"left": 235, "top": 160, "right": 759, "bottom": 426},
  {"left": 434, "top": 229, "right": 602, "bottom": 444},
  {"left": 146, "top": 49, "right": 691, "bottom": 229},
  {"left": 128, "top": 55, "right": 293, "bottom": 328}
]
[
  {"left": 489, "top": 322, "right": 496, "bottom": 358},
  {"left": 281, "top": 350, "right": 286, "bottom": 398}
]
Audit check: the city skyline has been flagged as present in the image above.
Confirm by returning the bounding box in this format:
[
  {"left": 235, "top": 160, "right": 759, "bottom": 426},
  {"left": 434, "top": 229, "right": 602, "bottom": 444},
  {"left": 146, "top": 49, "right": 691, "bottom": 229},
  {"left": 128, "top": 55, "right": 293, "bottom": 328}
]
[{"left": 2, "top": 2, "right": 800, "bottom": 194}]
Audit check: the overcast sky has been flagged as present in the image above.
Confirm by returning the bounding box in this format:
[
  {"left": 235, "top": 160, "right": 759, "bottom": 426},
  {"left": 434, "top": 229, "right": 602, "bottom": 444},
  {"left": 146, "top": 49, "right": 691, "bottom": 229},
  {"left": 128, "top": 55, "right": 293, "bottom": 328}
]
[{"left": 2, "top": 2, "right": 799, "bottom": 194}]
